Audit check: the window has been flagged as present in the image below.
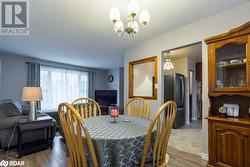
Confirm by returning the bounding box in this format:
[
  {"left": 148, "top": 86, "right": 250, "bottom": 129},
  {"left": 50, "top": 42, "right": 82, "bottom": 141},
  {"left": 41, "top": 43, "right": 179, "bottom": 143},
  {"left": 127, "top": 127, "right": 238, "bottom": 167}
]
[{"left": 40, "top": 65, "right": 89, "bottom": 110}]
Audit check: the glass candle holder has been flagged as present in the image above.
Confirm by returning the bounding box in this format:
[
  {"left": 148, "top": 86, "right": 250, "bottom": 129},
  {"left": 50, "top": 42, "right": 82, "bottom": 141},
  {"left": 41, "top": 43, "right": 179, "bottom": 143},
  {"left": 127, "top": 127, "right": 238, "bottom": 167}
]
[{"left": 110, "top": 108, "right": 119, "bottom": 123}]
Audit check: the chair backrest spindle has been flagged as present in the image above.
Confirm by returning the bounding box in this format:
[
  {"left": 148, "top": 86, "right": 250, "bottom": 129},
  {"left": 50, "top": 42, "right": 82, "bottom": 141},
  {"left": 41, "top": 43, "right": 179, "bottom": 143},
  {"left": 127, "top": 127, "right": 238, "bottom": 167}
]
[
  {"left": 140, "top": 101, "right": 177, "bottom": 167},
  {"left": 72, "top": 98, "right": 101, "bottom": 119},
  {"left": 125, "top": 97, "right": 151, "bottom": 119},
  {"left": 58, "top": 103, "right": 98, "bottom": 167}
]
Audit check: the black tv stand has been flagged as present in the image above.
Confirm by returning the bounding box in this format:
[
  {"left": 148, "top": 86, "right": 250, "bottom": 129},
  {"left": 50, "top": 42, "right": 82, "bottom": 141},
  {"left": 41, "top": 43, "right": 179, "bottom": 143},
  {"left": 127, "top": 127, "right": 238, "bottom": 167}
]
[{"left": 99, "top": 105, "right": 110, "bottom": 115}]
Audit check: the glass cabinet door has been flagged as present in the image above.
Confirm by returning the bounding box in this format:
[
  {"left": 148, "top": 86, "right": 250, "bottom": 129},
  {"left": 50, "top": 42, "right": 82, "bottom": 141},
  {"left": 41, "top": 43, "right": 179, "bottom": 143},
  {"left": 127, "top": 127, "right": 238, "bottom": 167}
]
[{"left": 215, "top": 43, "right": 247, "bottom": 89}]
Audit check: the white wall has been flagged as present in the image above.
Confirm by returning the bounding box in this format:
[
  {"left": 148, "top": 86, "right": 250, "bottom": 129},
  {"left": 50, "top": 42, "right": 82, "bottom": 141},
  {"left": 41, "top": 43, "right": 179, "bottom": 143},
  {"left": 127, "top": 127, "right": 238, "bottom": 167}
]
[{"left": 124, "top": 2, "right": 250, "bottom": 156}]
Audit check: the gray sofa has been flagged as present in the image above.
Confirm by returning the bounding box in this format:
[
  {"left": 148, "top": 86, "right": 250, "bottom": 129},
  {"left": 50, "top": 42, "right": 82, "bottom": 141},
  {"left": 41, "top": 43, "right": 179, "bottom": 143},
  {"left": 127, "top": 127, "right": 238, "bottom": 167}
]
[{"left": 0, "top": 100, "right": 57, "bottom": 149}]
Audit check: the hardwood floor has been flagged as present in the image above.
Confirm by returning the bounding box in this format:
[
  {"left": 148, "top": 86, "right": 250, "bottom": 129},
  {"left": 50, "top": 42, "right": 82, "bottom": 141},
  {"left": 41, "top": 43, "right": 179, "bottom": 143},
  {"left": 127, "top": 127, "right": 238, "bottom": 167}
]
[
  {"left": 0, "top": 136, "right": 207, "bottom": 167},
  {"left": 167, "top": 147, "right": 206, "bottom": 167}
]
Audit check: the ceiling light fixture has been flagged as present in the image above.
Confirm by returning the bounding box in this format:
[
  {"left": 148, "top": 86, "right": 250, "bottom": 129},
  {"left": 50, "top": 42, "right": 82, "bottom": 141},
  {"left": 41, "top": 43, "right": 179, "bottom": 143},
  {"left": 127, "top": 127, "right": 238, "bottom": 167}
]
[
  {"left": 109, "top": 0, "right": 150, "bottom": 37},
  {"left": 163, "top": 51, "right": 174, "bottom": 70}
]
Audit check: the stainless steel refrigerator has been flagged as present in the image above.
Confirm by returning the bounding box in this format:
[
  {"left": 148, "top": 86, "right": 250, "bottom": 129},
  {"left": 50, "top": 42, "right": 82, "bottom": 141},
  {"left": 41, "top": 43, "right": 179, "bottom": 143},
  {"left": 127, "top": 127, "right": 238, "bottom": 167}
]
[{"left": 164, "top": 73, "right": 185, "bottom": 129}]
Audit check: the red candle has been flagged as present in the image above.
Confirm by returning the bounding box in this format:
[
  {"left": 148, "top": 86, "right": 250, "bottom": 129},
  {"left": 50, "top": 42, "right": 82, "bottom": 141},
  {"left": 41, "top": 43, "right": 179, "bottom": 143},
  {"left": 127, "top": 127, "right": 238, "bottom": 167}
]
[{"left": 111, "top": 109, "right": 119, "bottom": 118}]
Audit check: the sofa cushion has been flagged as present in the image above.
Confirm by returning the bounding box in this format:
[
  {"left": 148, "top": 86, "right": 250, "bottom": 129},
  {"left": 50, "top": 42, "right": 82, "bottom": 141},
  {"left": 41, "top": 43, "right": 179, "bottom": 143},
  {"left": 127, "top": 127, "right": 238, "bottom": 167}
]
[{"left": 0, "top": 100, "right": 23, "bottom": 118}]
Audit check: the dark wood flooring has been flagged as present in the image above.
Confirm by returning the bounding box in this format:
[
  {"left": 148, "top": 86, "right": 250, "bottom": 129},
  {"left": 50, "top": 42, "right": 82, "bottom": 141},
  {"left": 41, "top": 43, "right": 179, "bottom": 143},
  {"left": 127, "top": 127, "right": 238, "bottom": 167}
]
[{"left": 0, "top": 137, "right": 207, "bottom": 167}]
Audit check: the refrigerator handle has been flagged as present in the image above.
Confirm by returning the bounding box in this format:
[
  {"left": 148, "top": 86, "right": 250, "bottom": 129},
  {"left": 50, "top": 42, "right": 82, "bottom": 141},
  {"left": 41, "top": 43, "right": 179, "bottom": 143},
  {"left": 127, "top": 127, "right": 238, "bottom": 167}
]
[{"left": 181, "top": 76, "right": 184, "bottom": 105}]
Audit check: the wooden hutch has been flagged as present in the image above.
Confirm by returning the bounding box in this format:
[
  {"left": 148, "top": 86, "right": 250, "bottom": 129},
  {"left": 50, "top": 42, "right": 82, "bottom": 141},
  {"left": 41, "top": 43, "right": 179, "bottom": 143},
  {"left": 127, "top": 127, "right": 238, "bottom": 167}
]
[{"left": 205, "top": 22, "right": 250, "bottom": 167}]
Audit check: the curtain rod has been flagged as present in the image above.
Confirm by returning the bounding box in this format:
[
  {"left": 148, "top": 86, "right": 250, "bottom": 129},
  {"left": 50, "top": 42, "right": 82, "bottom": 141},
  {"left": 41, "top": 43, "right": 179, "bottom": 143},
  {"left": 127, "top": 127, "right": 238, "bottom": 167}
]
[{"left": 25, "top": 61, "right": 97, "bottom": 74}]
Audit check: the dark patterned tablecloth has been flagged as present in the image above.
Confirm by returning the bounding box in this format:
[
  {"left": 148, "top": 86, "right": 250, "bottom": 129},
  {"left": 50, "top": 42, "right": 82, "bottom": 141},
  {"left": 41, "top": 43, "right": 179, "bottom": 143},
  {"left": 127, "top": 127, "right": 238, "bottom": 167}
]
[{"left": 84, "top": 115, "right": 153, "bottom": 167}]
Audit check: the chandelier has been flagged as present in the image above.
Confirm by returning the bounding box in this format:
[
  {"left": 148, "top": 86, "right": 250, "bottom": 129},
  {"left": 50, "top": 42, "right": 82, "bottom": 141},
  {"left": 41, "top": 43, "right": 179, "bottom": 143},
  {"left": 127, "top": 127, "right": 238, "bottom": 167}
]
[
  {"left": 163, "top": 51, "right": 174, "bottom": 70},
  {"left": 109, "top": 0, "right": 150, "bottom": 37}
]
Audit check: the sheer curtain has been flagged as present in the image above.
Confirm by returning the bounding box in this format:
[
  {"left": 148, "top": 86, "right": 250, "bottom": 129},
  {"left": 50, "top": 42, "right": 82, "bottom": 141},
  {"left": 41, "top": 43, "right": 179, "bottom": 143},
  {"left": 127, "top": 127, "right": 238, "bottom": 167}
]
[{"left": 40, "top": 65, "right": 89, "bottom": 110}]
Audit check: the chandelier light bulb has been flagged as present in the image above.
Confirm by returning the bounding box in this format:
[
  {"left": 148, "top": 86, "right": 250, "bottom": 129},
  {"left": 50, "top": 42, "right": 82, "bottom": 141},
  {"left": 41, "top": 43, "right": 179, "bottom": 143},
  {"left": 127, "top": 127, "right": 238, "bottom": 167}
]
[
  {"left": 128, "top": 0, "right": 139, "bottom": 17},
  {"left": 139, "top": 9, "right": 150, "bottom": 25},
  {"left": 109, "top": 0, "right": 150, "bottom": 37},
  {"left": 163, "top": 59, "right": 174, "bottom": 70},
  {"left": 163, "top": 51, "right": 174, "bottom": 70},
  {"left": 109, "top": 7, "right": 120, "bottom": 23},
  {"left": 114, "top": 20, "right": 124, "bottom": 34},
  {"left": 131, "top": 21, "right": 139, "bottom": 33}
]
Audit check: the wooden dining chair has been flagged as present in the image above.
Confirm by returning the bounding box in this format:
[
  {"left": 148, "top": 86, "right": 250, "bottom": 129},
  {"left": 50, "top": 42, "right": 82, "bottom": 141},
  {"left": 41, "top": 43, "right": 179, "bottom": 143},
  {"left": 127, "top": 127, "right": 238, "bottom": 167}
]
[
  {"left": 125, "top": 97, "right": 151, "bottom": 119},
  {"left": 58, "top": 103, "right": 98, "bottom": 167},
  {"left": 140, "top": 101, "right": 177, "bottom": 167},
  {"left": 71, "top": 97, "right": 101, "bottom": 119}
]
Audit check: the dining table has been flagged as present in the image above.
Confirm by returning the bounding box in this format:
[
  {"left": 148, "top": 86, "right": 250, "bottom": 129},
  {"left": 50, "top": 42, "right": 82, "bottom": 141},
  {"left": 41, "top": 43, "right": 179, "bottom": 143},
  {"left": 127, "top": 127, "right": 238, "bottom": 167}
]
[{"left": 84, "top": 115, "right": 153, "bottom": 167}]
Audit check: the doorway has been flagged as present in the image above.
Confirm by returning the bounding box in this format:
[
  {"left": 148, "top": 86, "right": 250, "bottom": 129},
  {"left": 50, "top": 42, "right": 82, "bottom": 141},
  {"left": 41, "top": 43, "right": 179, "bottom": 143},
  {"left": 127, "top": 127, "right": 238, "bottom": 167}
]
[{"left": 162, "top": 42, "right": 202, "bottom": 156}]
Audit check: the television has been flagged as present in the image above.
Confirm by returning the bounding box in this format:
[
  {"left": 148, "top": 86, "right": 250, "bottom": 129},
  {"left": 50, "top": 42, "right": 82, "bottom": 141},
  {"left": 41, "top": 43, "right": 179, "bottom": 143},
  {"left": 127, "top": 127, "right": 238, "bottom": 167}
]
[{"left": 95, "top": 90, "right": 117, "bottom": 106}]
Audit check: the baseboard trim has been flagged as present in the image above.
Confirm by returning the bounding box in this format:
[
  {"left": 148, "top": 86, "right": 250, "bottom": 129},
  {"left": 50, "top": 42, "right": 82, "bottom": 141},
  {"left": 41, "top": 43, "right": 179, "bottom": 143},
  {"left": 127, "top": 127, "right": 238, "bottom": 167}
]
[{"left": 201, "top": 153, "right": 208, "bottom": 161}]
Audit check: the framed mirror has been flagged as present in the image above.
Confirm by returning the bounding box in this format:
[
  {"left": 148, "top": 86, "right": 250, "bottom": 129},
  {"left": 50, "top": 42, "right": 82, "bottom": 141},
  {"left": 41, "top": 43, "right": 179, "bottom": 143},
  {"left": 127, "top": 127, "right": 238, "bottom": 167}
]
[{"left": 129, "top": 56, "right": 158, "bottom": 99}]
